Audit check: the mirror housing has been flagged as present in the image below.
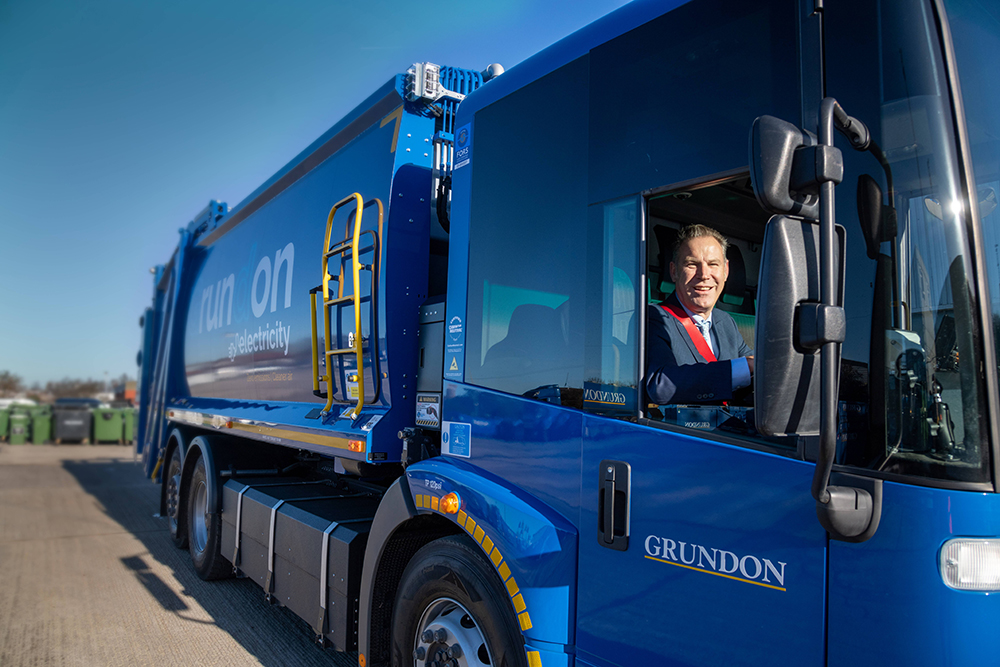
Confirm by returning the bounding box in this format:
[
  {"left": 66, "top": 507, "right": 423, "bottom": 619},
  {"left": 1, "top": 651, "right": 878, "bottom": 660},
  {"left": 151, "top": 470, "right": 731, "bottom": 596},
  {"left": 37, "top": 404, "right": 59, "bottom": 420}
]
[
  {"left": 754, "top": 216, "right": 845, "bottom": 437},
  {"left": 749, "top": 116, "right": 827, "bottom": 221},
  {"left": 856, "top": 174, "right": 898, "bottom": 260}
]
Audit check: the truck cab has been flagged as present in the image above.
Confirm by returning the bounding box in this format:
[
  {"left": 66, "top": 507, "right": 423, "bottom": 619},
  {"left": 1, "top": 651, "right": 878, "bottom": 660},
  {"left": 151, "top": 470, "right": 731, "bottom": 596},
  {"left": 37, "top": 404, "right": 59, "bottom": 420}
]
[{"left": 137, "top": 0, "right": 1000, "bottom": 665}]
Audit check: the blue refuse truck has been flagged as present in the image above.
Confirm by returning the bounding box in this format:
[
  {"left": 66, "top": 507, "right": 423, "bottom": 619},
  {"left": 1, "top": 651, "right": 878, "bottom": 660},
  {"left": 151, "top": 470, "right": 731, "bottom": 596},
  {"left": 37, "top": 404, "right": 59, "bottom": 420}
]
[{"left": 137, "top": 0, "right": 1000, "bottom": 664}]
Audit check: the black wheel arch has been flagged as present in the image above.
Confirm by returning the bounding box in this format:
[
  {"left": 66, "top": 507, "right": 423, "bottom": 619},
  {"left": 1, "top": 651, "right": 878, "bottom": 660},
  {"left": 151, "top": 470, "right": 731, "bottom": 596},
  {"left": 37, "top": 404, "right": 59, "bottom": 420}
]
[{"left": 359, "top": 475, "right": 462, "bottom": 667}]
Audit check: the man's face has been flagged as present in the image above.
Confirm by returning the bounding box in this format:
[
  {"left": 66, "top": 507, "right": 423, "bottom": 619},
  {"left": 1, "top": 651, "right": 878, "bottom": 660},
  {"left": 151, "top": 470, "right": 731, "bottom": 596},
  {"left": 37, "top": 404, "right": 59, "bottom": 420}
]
[{"left": 670, "top": 235, "right": 729, "bottom": 316}]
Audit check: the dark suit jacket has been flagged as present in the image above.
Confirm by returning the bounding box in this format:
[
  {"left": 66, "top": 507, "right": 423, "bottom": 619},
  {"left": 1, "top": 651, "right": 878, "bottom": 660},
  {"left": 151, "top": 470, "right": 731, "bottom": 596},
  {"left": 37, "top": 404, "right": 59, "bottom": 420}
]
[{"left": 645, "top": 293, "right": 753, "bottom": 404}]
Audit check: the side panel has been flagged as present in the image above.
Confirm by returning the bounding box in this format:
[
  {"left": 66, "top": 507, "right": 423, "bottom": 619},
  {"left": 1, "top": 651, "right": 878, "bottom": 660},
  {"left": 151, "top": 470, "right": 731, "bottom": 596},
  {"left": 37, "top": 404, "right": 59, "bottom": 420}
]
[
  {"left": 182, "top": 115, "right": 404, "bottom": 403},
  {"left": 576, "top": 417, "right": 827, "bottom": 667},
  {"left": 143, "top": 245, "right": 188, "bottom": 479},
  {"left": 442, "top": 383, "right": 584, "bottom": 546},
  {"left": 828, "top": 484, "right": 1000, "bottom": 666},
  {"left": 143, "top": 102, "right": 441, "bottom": 465},
  {"left": 136, "top": 301, "right": 158, "bottom": 456},
  {"left": 404, "top": 458, "right": 579, "bottom": 647}
]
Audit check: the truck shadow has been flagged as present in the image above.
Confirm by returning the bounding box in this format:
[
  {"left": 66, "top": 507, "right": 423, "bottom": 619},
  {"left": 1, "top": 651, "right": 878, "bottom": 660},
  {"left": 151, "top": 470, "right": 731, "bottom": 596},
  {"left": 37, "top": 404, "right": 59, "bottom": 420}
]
[{"left": 62, "top": 457, "right": 357, "bottom": 667}]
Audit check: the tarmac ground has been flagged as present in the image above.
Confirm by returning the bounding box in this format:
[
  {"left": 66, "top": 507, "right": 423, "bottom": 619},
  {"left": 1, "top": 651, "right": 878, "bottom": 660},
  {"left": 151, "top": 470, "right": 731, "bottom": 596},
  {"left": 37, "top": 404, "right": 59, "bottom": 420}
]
[{"left": 0, "top": 444, "right": 358, "bottom": 667}]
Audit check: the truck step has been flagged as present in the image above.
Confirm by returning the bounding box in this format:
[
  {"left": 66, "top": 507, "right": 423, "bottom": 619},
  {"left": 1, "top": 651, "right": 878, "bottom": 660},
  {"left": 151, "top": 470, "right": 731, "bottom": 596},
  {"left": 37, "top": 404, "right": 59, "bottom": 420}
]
[{"left": 221, "top": 477, "right": 380, "bottom": 651}]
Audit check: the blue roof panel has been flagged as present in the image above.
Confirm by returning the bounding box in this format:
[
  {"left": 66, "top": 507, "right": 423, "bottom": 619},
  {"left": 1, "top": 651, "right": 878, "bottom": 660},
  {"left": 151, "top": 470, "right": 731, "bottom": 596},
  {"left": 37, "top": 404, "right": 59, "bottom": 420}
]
[{"left": 457, "top": 0, "right": 691, "bottom": 121}]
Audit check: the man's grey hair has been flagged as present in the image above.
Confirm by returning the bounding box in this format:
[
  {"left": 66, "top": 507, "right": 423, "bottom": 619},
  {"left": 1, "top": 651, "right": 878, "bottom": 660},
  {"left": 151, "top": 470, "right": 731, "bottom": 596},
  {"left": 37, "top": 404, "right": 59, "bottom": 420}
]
[{"left": 672, "top": 224, "right": 730, "bottom": 264}]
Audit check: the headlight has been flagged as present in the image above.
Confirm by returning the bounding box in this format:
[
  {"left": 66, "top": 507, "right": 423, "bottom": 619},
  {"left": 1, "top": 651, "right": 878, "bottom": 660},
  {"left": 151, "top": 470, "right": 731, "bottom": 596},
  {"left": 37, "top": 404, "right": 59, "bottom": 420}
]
[{"left": 940, "top": 539, "right": 1000, "bottom": 591}]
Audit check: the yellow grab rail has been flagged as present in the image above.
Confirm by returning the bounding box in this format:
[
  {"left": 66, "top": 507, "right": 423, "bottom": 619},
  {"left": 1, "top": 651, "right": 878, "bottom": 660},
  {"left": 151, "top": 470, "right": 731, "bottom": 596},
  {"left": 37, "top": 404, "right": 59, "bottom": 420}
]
[{"left": 308, "top": 193, "right": 382, "bottom": 421}]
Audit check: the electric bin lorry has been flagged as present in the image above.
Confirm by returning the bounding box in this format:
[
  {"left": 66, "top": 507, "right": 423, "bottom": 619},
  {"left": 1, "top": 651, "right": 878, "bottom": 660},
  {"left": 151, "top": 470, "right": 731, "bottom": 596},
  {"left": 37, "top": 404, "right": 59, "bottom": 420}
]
[{"left": 136, "top": 0, "right": 1000, "bottom": 664}]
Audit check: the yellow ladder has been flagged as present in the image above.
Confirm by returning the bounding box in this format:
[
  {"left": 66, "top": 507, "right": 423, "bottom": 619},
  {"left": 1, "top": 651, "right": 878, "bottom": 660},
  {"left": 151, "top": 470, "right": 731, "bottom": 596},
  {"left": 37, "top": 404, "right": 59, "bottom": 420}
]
[{"left": 309, "top": 193, "right": 383, "bottom": 419}]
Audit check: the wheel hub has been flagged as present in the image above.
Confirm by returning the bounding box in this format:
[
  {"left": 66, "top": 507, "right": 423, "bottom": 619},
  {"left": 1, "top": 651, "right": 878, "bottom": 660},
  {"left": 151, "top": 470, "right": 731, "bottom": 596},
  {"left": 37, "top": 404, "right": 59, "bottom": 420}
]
[
  {"left": 191, "top": 480, "right": 208, "bottom": 553},
  {"left": 413, "top": 598, "right": 493, "bottom": 667},
  {"left": 167, "top": 473, "right": 181, "bottom": 521}
]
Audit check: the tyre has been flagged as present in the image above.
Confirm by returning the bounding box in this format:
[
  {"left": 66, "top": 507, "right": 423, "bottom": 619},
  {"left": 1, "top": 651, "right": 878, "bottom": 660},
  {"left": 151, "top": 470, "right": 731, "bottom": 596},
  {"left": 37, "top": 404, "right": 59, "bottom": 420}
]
[
  {"left": 187, "top": 454, "right": 230, "bottom": 580},
  {"left": 166, "top": 445, "right": 187, "bottom": 549},
  {"left": 391, "top": 535, "right": 527, "bottom": 667}
]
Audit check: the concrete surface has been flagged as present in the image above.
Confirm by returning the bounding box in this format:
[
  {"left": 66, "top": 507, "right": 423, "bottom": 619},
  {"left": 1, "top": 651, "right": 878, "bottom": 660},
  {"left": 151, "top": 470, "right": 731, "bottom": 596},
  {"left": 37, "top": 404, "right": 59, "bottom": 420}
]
[{"left": 0, "top": 444, "right": 358, "bottom": 667}]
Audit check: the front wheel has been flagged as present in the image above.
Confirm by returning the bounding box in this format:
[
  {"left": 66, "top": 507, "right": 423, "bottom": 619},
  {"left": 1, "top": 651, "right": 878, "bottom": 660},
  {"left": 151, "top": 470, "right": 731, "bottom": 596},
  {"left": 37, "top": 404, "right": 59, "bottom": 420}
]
[
  {"left": 186, "top": 455, "right": 230, "bottom": 580},
  {"left": 391, "top": 535, "right": 527, "bottom": 667}
]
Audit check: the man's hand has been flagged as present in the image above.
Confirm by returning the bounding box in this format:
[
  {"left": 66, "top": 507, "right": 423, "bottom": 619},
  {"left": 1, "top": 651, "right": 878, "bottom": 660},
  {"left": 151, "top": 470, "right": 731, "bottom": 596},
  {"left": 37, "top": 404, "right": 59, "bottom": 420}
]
[{"left": 746, "top": 355, "right": 754, "bottom": 375}]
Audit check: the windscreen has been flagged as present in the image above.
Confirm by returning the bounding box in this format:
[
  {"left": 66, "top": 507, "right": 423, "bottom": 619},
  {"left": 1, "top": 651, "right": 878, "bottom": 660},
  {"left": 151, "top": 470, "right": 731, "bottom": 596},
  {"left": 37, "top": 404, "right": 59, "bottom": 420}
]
[
  {"left": 945, "top": 0, "right": 1000, "bottom": 469},
  {"left": 827, "top": 0, "right": 990, "bottom": 484}
]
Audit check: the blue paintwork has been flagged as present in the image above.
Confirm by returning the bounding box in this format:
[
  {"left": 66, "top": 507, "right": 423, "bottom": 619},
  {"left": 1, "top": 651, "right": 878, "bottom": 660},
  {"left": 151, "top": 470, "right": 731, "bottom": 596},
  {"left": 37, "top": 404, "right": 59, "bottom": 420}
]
[
  {"left": 406, "top": 457, "right": 579, "bottom": 646},
  {"left": 137, "top": 263, "right": 165, "bottom": 464},
  {"left": 442, "top": 381, "right": 584, "bottom": 526},
  {"left": 577, "top": 417, "right": 825, "bottom": 667},
  {"left": 181, "top": 112, "right": 401, "bottom": 405},
  {"left": 829, "top": 482, "right": 1000, "bottom": 666},
  {"left": 135, "top": 299, "right": 159, "bottom": 457},
  {"left": 455, "top": 0, "right": 691, "bottom": 122},
  {"left": 134, "top": 1, "right": 1000, "bottom": 664},
  {"left": 441, "top": 382, "right": 826, "bottom": 666},
  {"left": 524, "top": 640, "right": 574, "bottom": 667},
  {"left": 142, "top": 232, "right": 193, "bottom": 480},
  {"left": 443, "top": 116, "right": 472, "bottom": 385},
  {"left": 139, "top": 67, "right": 488, "bottom": 472}
]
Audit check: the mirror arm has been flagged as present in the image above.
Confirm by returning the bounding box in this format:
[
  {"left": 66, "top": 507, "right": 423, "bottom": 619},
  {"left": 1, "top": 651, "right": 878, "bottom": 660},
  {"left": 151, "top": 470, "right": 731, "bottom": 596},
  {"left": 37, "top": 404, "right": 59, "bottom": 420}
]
[
  {"left": 812, "top": 98, "right": 878, "bottom": 541},
  {"left": 812, "top": 98, "right": 842, "bottom": 507}
]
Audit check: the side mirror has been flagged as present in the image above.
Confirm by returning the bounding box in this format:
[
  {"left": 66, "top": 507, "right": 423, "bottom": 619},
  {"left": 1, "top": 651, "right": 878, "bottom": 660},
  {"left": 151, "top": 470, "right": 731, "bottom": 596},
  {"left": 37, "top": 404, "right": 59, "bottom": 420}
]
[
  {"left": 754, "top": 216, "right": 845, "bottom": 437},
  {"left": 749, "top": 116, "right": 822, "bottom": 221},
  {"left": 751, "top": 101, "right": 879, "bottom": 543},
  {"left": 857, "top": 174, "right": 898, "bottom": 260}
]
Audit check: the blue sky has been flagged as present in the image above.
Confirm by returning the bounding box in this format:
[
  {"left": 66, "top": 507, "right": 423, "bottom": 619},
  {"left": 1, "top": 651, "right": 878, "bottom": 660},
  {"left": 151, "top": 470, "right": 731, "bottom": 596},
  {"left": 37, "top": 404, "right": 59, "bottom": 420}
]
[{"left": 0, "top": 0, "right": 628, "bottom": 387}]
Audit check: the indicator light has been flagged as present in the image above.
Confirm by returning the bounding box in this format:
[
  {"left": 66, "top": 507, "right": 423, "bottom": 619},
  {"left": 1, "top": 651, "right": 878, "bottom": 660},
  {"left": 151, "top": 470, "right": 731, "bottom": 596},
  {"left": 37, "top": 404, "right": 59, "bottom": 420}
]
[
  {"left": 348, "top": 440, "right": 365, "bottom": 452},
  {"left": 940, "top": 539, "right": 1000, "bottom": 591},
  {"left": 226, "top": 421, "right": 233, "bottom": 429},
  {"left": 440, "top": 492, "right": 461, "bottom": 515}
]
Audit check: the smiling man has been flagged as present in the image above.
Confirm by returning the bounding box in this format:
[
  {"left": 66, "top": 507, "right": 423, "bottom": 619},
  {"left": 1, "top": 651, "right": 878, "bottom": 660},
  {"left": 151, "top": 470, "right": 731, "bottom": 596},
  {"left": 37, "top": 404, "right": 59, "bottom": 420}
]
[{"left": 645, "top": 224, "right": 753, "bottom": 405}]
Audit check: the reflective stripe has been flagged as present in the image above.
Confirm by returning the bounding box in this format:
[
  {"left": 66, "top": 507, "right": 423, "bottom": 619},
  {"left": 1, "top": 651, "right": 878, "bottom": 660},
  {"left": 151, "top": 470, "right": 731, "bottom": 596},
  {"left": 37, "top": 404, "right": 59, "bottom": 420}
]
[
  {"left": 232, "top": 485, "right": 249, "bottom": 567},
  {"left": 265, "top": 499, "right": 285, "bottom": 594},
  {"left": 315, "top": 520, "right": 340, "bottom": 636}
]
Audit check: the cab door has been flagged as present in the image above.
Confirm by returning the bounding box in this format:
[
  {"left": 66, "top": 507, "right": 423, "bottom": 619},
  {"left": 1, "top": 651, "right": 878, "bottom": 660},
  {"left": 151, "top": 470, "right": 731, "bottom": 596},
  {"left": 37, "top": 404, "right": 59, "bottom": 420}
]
[
  {"left": 577, "top": 421, "right": 828, "bottom": 666},
  {"left": 574, "top": 1, "right": 826, "bottom": 663},
  {"left": 574, "top": 194, "right": 828, "bottom": 667}
]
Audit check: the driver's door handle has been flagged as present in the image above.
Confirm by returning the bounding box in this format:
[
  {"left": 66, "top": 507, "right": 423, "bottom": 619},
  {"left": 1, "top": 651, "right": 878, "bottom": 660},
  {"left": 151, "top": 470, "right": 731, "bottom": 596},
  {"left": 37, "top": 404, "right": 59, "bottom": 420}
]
[{"left": 599, "top": 460, "right": 630, "bottom": 551}]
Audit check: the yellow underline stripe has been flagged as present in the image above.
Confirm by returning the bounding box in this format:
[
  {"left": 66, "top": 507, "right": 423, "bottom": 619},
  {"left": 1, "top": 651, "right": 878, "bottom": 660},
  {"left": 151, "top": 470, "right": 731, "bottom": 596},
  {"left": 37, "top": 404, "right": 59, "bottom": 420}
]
[
  {"left": 228, "top": 422, "right": 352, "bottom": 449},
  {"left": 644, "top": 555, "right": 786, "bottom": 591},
  {"left": 584, "top": 399, "right": 627, "bottom": 405}
]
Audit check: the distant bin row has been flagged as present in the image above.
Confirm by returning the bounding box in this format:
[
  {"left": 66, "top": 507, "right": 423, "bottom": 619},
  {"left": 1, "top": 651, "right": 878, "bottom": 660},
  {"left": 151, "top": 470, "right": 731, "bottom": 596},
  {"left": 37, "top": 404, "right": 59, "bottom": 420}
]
[{"left": 0, "top": 406, "right": 137, "bottom": 445}]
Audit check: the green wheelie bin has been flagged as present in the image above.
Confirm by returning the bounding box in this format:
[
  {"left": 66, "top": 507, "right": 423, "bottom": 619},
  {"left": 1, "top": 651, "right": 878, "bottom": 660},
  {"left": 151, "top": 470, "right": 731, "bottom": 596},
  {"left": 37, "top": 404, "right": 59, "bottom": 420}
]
[
  {"left": 92, "top": 408, "right": 124, "bottom": 443},
  {"left": 9, "top": 412, "right": 30, "bottom": 445},
  {"left": 30, "top": 406, "right": 52, "bottom": 444},
  {"left": 0, "top": 408, "right": 8, "bottom": 441},
  {"left": 122, "top": 408, "right": 136, "bottom": 445}
]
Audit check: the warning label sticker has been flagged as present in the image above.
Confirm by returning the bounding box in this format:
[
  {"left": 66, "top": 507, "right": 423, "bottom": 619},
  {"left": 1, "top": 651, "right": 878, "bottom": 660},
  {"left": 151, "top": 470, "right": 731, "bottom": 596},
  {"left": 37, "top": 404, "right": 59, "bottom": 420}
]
[{"left": 441, "top": 421, "right": 471, "bottom": 458}]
